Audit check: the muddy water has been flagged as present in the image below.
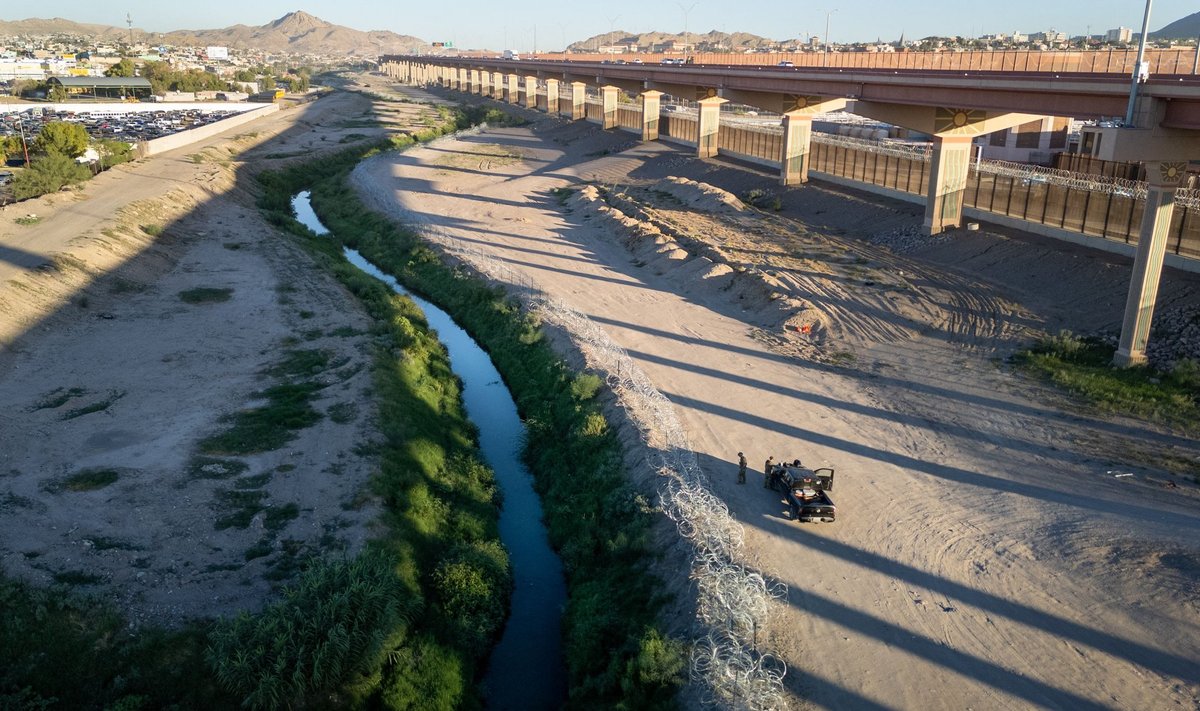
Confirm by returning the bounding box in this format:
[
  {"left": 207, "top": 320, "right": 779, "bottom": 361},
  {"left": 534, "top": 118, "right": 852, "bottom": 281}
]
[{"left": 291, "top": 192, "right": 567, "bottom": 709}]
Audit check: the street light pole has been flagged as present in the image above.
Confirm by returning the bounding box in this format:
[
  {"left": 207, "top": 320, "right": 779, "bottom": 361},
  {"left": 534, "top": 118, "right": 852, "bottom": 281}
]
[
  {"left": 1124, "top": 0, "right": 1153, "bottom": 126},
  {"left": 678, "top": 2, "right": 697, "bottom": 61},
  {"left": 606, "top": 14, "right": 620, "bottom": 55},
  {"left": 823, "top": 9, "right": 838, "bottom": 66}
]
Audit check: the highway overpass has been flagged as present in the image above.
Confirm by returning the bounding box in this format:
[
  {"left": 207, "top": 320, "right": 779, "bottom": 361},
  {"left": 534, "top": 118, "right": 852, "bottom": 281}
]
[{"left": 383, "top": 54, "right": 1200, "bottom": 366}]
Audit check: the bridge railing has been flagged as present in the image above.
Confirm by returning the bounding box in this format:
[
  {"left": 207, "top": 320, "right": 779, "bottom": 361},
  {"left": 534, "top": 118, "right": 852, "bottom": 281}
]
[{"left": 504, "top": 48, "right": 1200, "bottom": 75}]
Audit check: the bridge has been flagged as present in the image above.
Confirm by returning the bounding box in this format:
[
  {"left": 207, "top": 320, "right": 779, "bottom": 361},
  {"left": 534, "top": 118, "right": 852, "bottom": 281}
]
[{"left": 382, "top": 54, "right": 1200, "bottom": 366}]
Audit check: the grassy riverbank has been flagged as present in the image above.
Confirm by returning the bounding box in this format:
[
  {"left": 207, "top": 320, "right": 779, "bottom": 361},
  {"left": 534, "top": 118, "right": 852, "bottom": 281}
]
[
  {"left": 259, "top": 105, "right": 685, "bottom": 706},
  {"left": 2, "top": 107, "right": 510, "bottom": 710}
]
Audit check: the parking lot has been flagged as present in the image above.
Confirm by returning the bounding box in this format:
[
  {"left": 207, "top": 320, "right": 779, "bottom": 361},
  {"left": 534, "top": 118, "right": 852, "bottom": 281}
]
[{"left": 1, "top": 107, "right": 240, "bottom": 145}]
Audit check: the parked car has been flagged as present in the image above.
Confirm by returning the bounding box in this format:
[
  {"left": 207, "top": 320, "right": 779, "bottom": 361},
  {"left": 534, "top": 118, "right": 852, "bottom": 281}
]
[{"left": 778, "top": 61, "right": 795, "bottom": 67}]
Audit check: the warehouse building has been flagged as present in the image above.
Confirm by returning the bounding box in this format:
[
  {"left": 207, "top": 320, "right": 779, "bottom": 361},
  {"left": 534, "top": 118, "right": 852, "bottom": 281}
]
[{"left": 47, "top": 76, "right": 153, "bottom": 100}]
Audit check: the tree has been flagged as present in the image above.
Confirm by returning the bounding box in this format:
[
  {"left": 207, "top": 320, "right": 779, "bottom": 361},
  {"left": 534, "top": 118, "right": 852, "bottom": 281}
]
[
  {"left": 0, "top": 135, "right": 24, "bottom": 164},
  {"left": 48, "top": 83, "right": 68, "bottom": 102},
  {"left": 139, "top": 59, "right": 174, "bottom": 94},
  {"left": 36, "top": 122, "right": 89, "bottom": 158},
  {"left": 258, "top": 75, "right": 275, "bottom": 91},
  {"left": 11, "top": 152, "right": 91, "bottom": 200},
  {"left": 104, "top": 58, "right": 136, "bottom": 78}
]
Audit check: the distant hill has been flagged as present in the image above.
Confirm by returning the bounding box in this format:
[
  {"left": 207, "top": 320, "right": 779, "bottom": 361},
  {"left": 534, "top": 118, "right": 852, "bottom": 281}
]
[
  {"left": 1151, "top": 11, "right": 1200, "bottom": 40},
  {"left": 566, "top": 29, "right": 790, "bottom": 53},
  {"left": 0, "top": 17, "right": 129, "bottom": 40},
  {"left": 0, "top": 11, "right": 426, "bottom": 56}
]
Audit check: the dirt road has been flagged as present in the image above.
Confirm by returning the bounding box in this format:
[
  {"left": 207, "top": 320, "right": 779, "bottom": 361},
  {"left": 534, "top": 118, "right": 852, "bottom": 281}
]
[{"left": 353, "top": 104, "right": 1200, "bottom": 709}]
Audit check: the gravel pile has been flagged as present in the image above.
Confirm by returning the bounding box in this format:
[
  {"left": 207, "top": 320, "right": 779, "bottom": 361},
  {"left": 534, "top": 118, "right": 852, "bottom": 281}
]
[
  {"left": 867, "top": 224, "right": 953, "bottom": 254},
  {"left": 1147, "top": 306, "right": 1200, "bottom": 368}
]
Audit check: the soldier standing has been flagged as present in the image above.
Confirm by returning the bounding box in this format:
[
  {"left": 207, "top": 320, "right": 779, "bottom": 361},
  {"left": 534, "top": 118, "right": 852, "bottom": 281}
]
[
  {"left": 737, "top": 452, "right": 747, "bottom": 484},
  {"left": 763, "top": 456, "right": 775, "bottom": 488}
]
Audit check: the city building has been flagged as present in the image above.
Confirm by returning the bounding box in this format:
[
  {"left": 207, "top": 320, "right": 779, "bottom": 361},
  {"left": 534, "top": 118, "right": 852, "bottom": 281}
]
[{"left": 1106, "top": 27, "right": 1133, "bottom": 43}]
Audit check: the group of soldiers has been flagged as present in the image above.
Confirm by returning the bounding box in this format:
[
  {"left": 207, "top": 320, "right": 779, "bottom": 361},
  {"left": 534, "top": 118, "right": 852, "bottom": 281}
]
[{"left": 735, "top": 452, "right": 786, "bottom": 488}]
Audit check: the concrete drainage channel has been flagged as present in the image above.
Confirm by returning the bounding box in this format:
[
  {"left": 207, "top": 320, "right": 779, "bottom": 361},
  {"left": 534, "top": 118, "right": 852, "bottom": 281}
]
[{"left": 291, "top": 191, "right": 568, "bottom": 708}]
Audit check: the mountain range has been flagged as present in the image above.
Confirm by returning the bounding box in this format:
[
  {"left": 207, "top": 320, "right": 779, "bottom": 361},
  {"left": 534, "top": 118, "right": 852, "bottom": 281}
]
[
  {"left": 567, "top": 30, "right": 787, "bottom": 53},
  {"left": 0, "top": 11, "right": 426, "bottom": 56},
  {"left": 1150, "top": 11, "right": 1200, "bottom": 40},
  {"left": 2, "top": 10, "right": 1198, "bottom": 55}
]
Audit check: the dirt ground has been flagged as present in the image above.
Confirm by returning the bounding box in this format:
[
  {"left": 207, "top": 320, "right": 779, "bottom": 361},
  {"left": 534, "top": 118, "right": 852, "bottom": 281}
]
[
  {"left": 0, "top": 86, "right": 441, "bottom": 626},
  {"left": 351, "top": 88, "right": 1200, "bottom": 710},
  {"left": 2, "top": 73, "right": 1197, "bottom": 708}
]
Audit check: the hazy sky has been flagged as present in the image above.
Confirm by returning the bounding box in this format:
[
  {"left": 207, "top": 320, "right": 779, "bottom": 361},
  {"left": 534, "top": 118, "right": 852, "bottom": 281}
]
[{"left": 5, "top": 1, "right": 1196, "bottom": 51}]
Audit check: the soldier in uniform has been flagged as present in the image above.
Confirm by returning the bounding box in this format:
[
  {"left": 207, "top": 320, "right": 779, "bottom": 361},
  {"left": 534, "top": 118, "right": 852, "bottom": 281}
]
[
  {"left": 763, "top": 456, "right": 775, "bottom": 488},
  {"left": 737, "top": 452, "right": 747, "bottom": 484}
]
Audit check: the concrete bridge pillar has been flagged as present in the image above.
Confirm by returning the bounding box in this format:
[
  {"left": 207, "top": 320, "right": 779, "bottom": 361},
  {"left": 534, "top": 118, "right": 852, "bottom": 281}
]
[
  {"left": 697, "top": 97, "right": 727, "bottom": 158},
  {"left": 506, "top": 74, "right": 520, "bottom": 104},
  {"left": 523, "top": 76, "right": 538, "bottom": 109},
  {"left": 780, "top": 112, "right": 814, "bottom": 185},
  {"left": 924, "top": 135, "right": 973, "bottom": 235},
  {"left": 601, "top": 86, "right": 620, "bottom": 129},
  {"left": 545, "top": 79, "right": 560, "bottom": 114},
  {"left": 492, "top": 72, "right": 505, "bottom": 100},
  {"left": 1114, "top": 161, "right": 1188, "bottom": 366},
  {"left": 569, "top": 82, "right": 586, "bottom": 121},
  {"left": 639, "top": 90, "right": 662, "bottom": 141},
  {"left": 457, "top": 67, "right": 467, "bottom": 91}
]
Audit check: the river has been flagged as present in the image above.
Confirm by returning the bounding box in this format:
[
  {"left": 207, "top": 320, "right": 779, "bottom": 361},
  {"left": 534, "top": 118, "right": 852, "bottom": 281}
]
[{"left": 292, "top": 191, "right": 567, "bottom": 709}]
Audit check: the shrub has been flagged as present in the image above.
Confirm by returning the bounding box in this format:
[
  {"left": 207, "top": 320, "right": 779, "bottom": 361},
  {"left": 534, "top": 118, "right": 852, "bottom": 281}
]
[
  {"left": 206, "top": 553, "right": 417, "bottom": 709},
  {"left": 11, "top": 152, "right": 91, "bottom": 200},
  {"left": 378, "top": 636, "right": 464, "bottom": 711},
  {"left": 570, "top": 373, "right": 604, "bottom": 401},
  {"left": 431, "top": 541, "right": 510, "bottom": 649},
  {"left": 97, "top": 139, "right": 134, "bottom": 169},
  {"left": 178, "top": 287, "right": 233, "bottom": 304}
]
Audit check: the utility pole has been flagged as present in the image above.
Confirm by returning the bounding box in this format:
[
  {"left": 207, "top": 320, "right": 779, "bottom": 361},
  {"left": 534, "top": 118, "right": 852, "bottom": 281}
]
[
  {"left": 126, "top": 12, "right": 134, "bottom": 47},
  {"left": 606, "top": 14, "right": 620, "bottom": 55},
  {"left": 1124, "top": 0, "right": 1153, "bottom": 127},
  {"left": 18, "top": 120, "right": 30, "bottom": 167}
]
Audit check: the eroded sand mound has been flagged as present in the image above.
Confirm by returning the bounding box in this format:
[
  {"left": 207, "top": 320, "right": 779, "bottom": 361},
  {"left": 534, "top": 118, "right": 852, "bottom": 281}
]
[
  {"left": 652, "top": 176, "right": 746, "bottom": 214},
  {"left": 570, "top": 184, "right": 829, "bottom": 343}
]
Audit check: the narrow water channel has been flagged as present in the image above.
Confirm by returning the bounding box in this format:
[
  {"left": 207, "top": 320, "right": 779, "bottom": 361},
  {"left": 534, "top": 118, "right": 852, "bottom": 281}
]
[{"left": 292, "top": 192, "right": 567, "bottom": 709}]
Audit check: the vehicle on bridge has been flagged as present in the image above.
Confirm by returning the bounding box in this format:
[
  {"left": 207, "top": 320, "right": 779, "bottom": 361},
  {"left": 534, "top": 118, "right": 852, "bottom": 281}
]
[
  {"left": 767, "top": 461, "right": 836, "bottom": 523},
  {"left": 502, "top": 49, "right": 520, "bottom": 61}
]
